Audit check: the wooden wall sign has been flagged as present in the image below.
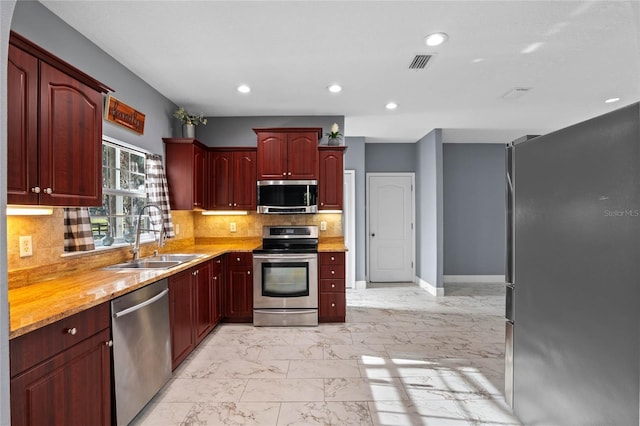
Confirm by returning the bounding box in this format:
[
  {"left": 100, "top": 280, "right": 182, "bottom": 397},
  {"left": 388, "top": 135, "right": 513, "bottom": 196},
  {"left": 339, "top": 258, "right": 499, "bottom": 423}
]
[{"left": 104, "top": 95, "right": 145, "bottom": 135}]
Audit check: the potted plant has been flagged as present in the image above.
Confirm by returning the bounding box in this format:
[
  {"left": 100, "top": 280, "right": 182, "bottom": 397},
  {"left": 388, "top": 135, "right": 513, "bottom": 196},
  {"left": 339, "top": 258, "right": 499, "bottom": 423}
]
[
  {"left": 326, "top": 123, "right": 343, "bottom": 146},
  {"left": 173, "top": 107, "right": 208, "bottom": 138}
]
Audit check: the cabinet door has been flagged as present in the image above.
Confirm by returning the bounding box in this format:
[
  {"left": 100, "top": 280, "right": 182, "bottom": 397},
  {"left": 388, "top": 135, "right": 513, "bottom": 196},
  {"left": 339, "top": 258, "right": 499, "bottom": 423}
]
[
  {"left": 39, "top": 62, "right": 102, "bottom": 206},
  {"left": 287, "top": 132, "right": 319, "bottom": 180},
  {"left": 226, "top": 266, "right": 253, "bottom": 322},
  {"left": 7, "top": 44, "right": 39, "bottom": 205},
  {"left": 209, "top": 150, "right": 233, "bottom": 209},
  {"left": 10, "top": 329, "right": 112, "bottom": 426},
  {"left": 257, "top": 132, "right": 288, "bottom": 180},
  {"left": 233, "top": 150, "right": 257, "bottom": 210},
  {"left": 211, "top": 256, "right": 225, "bottom": 325},
  {"left": 169, "top": 269, "right": 194, "bottom": 369},
  {"left": 193, "top": 261, "right": 213, "bottom": 345},
  {"left": 318, "top": 149, "right": 344, "bottom": 210},
  {"left": 193, "top": 144, "right": 207, "bottom": 209}
]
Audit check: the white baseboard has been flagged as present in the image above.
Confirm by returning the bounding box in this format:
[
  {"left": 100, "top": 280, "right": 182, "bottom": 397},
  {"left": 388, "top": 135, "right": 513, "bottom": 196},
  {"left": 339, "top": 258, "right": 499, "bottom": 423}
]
[
  {"left": 354, "top": 280, "right": 367, "bottom": 290},
  {"left": 417, "top": 277, "right": 444, "bottom": 297},
  {"left": 444, "top": 275, "right": 506, "bottom": 283}
]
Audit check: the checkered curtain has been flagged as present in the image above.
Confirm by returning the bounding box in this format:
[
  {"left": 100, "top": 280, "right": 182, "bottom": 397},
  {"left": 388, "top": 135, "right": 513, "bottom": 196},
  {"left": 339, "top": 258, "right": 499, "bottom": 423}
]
[
  {"left": 63, "top": 208, "right": 96, "bottom": 252},
  {"left": 145, "top": 154, "right": 175, "bottom": 239}
]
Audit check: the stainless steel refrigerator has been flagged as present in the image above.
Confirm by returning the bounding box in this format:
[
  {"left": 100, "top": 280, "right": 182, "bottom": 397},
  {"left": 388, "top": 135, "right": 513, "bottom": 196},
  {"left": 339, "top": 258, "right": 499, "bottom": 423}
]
[{"left": 505, "top": 103, "right": 640, "bottom": 425}]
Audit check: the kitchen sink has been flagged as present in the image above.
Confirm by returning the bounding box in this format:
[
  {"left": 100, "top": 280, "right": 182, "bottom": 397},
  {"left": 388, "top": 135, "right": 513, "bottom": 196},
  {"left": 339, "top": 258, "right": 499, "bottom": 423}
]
[
  {"left": 146, "top": 254, "right": 203, "bottom": 263},
  {"left": 106, "top": 260, "right": 182, "bottom": 270},
  {"left": 105, "top": 254, "right": 204, "bottom": 270}
]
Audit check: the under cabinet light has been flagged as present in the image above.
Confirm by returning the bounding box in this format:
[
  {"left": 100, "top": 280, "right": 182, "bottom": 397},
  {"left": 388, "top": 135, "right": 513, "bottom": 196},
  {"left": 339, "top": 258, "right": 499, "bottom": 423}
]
[
  {"left": 202, "top": 210, "right": 248, "bottom": 216},
  {"left": 7, "top": 205, "right": 54, "bottom": 216},
  {"left": 318, "top": 210, "right": 342, "bottom": 214}
]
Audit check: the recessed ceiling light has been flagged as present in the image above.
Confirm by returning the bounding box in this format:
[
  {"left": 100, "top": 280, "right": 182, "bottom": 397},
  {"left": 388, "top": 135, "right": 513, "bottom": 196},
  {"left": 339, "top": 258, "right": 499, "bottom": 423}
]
[
  {"left": 425, "top": 32, "right": 448, "bottom": 47},
  {"left": 328, "top": 84, "right": 343, "bottom": 93},
  {"left": 237, "top": 84, "right": 251, "bottom": 94},
  {"left": 385, "top": 102, "right": 398, "bottom": 110},
  {"left": 605, "top": 97, "right": 620, "bottom": 104}
]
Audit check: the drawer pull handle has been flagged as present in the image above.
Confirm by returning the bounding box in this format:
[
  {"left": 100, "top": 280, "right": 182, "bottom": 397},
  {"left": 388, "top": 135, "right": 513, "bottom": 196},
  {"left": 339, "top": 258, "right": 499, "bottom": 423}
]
[
  {"left": 331, "top": 303, "right": 336, "bottom": 307},
  {"left": 331, "top": 270, "right": 335, "bottom": 275},
  {"left": 105, "top": 340, "right": 113, "bottom": 347},
  {"left": 66, "top": 327, "right": 77, "bottom": 335},
  {"left": 247, "top": 271, "right": 251, "bottom": 275},
  {"left": 237, "top": 257, "right": 241, "bottom": 262},
  {"left": 331, "top": 256, "right": 335, "bottom": 261},
  {"left": 331, "top": 284, "right": 335, "bottom": 288}
]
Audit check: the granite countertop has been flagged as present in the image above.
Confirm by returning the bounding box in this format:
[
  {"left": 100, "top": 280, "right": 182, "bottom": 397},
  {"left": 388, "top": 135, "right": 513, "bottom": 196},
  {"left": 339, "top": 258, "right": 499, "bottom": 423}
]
[{"left": 9, "top": 238, "right": 346, "bottom": 339}]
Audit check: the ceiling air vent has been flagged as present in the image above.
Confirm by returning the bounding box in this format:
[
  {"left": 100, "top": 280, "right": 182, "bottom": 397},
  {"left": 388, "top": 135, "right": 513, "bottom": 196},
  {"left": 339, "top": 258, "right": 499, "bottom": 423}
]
[{"left": 409, "top": 54, "right": 434, "bottom": 70}]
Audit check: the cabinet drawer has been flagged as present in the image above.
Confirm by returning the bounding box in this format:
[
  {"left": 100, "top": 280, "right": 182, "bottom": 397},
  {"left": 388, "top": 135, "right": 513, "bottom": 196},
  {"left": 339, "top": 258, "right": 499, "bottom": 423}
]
[
  {"left": 319, "top": 279, "right": 345, "bottom": 293},
  {"left": 319, "top": 264, "right": 345, "bottom": 279},
  {"left": 319, "top": 252, "right": 345, "bottom": 265},
  {"left": 228, "top": 252, "right": 253, "bottom": 266},
  {"left": 10, "top": 302, "right": 110, "bottom": 377},
  {"left": 319, "top": 293, "right": 346, "bottom": 322}
]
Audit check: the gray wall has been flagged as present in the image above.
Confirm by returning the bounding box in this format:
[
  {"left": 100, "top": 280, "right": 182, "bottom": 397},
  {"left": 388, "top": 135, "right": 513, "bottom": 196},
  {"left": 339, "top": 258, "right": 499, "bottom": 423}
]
[
  {"left": 443, "top": 143, "right": 506, "bottom": 275},
  {"left": 11, "top": 1, "right": 177, "bottom": 155},
  {"left": 345, "top": 137, "right": 366, "bottom": 282},
  {"left": 196, "top": 116, "right": 344, "bottom": 147},
  {"left": 415, "top": 129, "right": 443, "bottom": 289},
  {"left": 365, "top": 143, "right": 416, "bottom": 172},
  {"left": 1, "top": 2, "right": 16, "bottom": 422}
]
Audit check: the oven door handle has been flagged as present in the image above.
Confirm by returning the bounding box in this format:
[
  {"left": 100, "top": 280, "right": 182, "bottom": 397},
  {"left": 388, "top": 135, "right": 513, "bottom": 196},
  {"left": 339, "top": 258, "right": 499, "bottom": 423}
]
[{"left": 253, "top": 253, "right": 317, "bottom": 262}]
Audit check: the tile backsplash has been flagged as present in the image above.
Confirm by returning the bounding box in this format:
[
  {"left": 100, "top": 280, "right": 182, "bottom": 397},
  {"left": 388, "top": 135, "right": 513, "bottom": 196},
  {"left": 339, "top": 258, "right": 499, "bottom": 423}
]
[
  {"left": 6, "top": 210, "right": 195, "bottom": 287},
  {"left": 6, "top": 208, "right": 341, "bottom": 287},
  {"left": 193, "top": 212, "right": 342, "bottom": 238}
]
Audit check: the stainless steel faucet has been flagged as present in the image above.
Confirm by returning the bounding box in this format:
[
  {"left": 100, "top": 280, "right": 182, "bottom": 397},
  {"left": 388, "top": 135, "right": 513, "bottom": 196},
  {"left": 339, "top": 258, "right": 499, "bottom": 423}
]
[{"left": 131, "top": 203, "right": 165, "bottom": 260}]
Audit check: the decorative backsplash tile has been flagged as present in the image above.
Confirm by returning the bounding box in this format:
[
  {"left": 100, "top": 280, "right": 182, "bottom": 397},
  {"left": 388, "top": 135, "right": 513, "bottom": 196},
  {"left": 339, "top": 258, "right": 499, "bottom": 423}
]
[
  {"left": 193, "top": 212, "right": 343, "bottom": 238},
  {"left": 6, "top": 208, "right": 342, "bottom": 287}
]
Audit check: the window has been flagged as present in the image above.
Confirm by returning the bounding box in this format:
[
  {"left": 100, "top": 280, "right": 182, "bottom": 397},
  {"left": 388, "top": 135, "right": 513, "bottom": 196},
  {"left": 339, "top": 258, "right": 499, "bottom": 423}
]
[{"left": 88, "top": 140, "right": 155, "bottom": 248}]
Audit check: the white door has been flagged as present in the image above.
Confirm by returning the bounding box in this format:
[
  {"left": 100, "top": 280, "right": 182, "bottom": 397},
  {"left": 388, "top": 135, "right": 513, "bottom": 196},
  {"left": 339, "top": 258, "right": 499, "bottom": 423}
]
[{"left": 367, "top": 173, "right": 415, "bottom": 282}]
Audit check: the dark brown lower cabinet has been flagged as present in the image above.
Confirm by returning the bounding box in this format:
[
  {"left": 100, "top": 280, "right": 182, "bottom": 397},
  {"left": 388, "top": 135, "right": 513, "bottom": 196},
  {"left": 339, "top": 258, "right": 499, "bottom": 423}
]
[
  {"left": 193, "top": 261, "right": 213, "bottom": 345},
  {"left": 225, "top": 252, "right": 254, "bottom": 323},
  {"left": 169, "top": 267, "right": 195, "bottom": 370},
  {"left": 169, "top": 257, "right": 224, "bottom": 370},
  {"left": 318, "top": 252, "right": 346, "bottom": 323},
  {"left": 9, "top": 303, "right": 112, "bottom": 426}
]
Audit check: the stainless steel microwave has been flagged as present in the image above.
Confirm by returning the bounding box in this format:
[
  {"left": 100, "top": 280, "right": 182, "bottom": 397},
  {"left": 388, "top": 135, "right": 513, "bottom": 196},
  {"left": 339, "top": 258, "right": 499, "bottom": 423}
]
[{"left": 257, "top": 180, "right": 318, "bottom": 214}]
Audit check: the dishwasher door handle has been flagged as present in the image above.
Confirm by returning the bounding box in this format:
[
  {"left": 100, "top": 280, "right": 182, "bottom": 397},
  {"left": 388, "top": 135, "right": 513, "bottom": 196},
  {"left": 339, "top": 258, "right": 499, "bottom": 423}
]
[{"left": 113, "top": 289, "right": 169, "bottom": 318}]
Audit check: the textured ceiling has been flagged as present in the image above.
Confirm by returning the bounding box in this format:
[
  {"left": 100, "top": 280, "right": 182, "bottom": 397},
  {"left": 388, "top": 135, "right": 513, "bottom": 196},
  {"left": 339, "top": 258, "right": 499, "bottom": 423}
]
[{"left": 41, "top": 0, "right": 640, "bottom": 143}]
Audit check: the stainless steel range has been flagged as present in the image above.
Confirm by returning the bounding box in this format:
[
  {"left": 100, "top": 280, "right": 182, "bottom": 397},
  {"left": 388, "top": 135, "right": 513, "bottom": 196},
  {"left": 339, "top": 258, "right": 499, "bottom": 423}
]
[{"left": 253, "top": 225, "right": 318, "bottom": 326}]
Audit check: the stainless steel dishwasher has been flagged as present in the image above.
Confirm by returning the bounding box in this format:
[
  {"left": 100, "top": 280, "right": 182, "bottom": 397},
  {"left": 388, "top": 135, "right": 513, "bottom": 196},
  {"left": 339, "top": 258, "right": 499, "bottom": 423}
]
[{"left": 111, "top": 278, "right": 172, "bottom": 425}]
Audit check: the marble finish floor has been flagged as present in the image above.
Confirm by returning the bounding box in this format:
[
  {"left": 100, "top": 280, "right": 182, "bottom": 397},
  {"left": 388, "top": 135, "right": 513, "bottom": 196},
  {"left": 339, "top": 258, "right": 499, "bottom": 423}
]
[{"left": 132, "top": 282, "right": 522, "bottom": 425}]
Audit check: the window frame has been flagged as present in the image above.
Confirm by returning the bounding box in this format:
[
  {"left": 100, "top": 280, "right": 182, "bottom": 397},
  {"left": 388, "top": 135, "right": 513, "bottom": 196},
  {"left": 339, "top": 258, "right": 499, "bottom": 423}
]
[{"left": 88, "top": 137, "right": 156, "bottom": 249}]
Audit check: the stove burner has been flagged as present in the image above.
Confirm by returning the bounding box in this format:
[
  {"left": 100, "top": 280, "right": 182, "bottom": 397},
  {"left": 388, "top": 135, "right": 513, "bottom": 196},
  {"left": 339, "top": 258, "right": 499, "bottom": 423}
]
[{"left": 253, "top": 225, "right": 319, "bottom": 254}]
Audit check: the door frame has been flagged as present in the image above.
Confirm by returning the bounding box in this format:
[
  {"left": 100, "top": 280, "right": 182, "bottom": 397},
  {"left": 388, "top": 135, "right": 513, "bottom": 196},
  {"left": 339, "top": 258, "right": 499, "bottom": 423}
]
[
  {"left": 343, "top": 170, "right": 356, "bottom": 289},
  {"left": 366, "top": 172, "right": 416, "bottom": 283}
]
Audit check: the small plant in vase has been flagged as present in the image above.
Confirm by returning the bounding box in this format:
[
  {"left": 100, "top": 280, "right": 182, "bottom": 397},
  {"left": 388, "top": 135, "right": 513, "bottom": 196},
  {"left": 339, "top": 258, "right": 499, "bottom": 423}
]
[
  {"left": 326, "top": 123, "right": 343, "bottom": 146},
  {"left": 173, "top": 107, "right": 207, "bottom": 138}
]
